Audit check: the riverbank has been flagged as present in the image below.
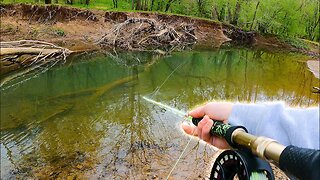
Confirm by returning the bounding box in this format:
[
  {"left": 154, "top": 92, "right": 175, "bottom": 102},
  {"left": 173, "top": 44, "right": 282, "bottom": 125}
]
[{"left": 0, "top": 3, "right": 319, "bottom": 75}]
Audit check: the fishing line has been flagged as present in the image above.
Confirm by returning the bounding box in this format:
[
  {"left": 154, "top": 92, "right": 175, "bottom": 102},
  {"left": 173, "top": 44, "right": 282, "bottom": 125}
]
[
  {"left": 166, "top": 126, "right": 196, "bottom": 180},
  {"left": 99, "top": 55, "right": 189, "bottom": 177},
  {"left": 150, "top": 59, "right": 187, "bottom": 98},
  {"left": 143, "top": 59, "right": 198, "bottom": 179},
  {"left": 145, "top": 59, "right": 188, "bottom": 146},
  {"left": 139, "top": 57, "right": 193, "bottom": 178}
]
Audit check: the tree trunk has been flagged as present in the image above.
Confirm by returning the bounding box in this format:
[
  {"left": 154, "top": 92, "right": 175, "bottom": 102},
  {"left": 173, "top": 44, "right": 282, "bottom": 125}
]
[
  {"left": 250, "top": 1, "right": 260, "bottom": 31},
  {"left": 85, "top": 0, "right": 90, "bottom": 5},
  {"left": 231, "top": 0, "right": 242, "bottom": 25},
  {"left": 132, "top": 0, "right": 135, "bottom": 10},
  {"left": 45, "top": 0, "right": 51, "bottom": 4},
  {"left": 136, "top": 0, "right": 141, "bottom": 10},
  {"left": 157, "top": 1, "right": 162, "bottom": 11},
  {"left": 113, "top": 0, "right": 118, "bottom": 8},
  {"left": 150, "top": 0, "right": 155, "bottom": 11},
  {"left": 227, "top": 3, "right": 232, "bottom": 23},
  {"left": 219, "top": 4, "right": 226, "bottom": 22},
  {"left": 165, "top": 0, "right": 173, "bottom": 12},
  {"left": 198, "top": 0, "right": 204, "bottom": 16},
  {"left": 65, "top": 0, "right": 73, "bottom": 5},
  {"left": 141, "top": 0, "right": 145, "bottom": 10},
  {"left": 144, "top": 0, "right": 148, "bottom": 11},
  {"left": 211, "top": 5, "right": 219, "bottom": 20}
]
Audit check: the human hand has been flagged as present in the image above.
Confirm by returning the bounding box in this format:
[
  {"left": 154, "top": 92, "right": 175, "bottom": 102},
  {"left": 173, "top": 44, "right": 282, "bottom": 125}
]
[{"left": 182, "top": 102, "right": 234, "bottom": 149}]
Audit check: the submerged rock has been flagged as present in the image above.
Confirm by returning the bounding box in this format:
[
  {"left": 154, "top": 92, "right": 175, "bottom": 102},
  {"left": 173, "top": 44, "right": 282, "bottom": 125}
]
[{"left": 307, "top": 60, "right": 319, "bottom": 79}]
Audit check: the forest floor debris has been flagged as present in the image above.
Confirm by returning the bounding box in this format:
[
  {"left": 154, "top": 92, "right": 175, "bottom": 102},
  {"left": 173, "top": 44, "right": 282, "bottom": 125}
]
[{"left": 97, "top": 17, "right": 197, "bottom": 53}]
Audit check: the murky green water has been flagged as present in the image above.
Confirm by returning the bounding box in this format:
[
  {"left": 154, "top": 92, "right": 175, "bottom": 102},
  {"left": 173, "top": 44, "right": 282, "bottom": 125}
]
[{"left": 1, "top": 48, "right": 318, "bottom": 179}]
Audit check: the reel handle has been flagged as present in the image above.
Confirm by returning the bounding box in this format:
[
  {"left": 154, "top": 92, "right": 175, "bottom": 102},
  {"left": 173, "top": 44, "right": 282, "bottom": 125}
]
[{"left": 279, "top": 145, "right": 320, "bottom": 180}]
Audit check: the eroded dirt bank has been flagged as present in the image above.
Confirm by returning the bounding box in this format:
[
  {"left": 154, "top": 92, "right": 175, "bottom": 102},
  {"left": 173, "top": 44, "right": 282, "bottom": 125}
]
[
  {"left": 0, "top": 4, "right": 244, "bottom": 48},
  {"left": 1, "top": 4, "right": 304, "bottom": 50},
  {"left": 0, "top": 3, "right": 318, "bottom": 75}
]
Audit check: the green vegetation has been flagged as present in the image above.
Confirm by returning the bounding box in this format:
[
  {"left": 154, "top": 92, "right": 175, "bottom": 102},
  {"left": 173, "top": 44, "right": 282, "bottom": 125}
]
[
  {"left": 54, "top": 28, "right": 65, "bottom": 36},
  {"left": 2, "top": 0, "right": 319, "bottom": 41},
  {"left": 279, "top": 36, "right": 309, "bottom": 50}
]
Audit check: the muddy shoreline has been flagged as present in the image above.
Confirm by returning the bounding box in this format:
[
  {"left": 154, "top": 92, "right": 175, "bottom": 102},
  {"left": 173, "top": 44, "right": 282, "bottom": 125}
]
[
  {"left": 0, "top": 3, "right": 318, "bottom": 75},
  {"left": 1, "top": 4, "right": 318, "bottom": 50}
]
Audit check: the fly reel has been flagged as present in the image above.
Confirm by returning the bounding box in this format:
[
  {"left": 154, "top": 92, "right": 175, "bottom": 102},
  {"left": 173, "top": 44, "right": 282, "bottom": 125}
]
[{"left": 210, "top": 149, "right": 274, "bottom": 180}]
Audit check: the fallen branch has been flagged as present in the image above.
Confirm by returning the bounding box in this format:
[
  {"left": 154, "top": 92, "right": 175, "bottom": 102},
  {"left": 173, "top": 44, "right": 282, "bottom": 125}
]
[
  {"left": 1, "top": 40, "right": 72, "bottom": 88},
  {"left": 1, "top": 48, "right": 61, "bottom": 56}
]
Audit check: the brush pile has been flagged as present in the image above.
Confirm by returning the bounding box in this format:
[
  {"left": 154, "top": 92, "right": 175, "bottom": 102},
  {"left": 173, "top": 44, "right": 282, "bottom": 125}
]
[{"left": 98, "top": 18, "right": 197, "bottom": 53}]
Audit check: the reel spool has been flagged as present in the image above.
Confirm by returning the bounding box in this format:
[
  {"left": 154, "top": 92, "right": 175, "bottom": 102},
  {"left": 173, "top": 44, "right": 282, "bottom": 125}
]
[{"left": 210, "top": 149, "right": 274, "bottom": 180}]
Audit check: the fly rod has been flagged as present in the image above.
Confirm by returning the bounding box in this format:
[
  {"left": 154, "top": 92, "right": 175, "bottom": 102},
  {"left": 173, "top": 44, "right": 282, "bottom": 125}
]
[
  {"left": 141, "top": 96, "right": 319, "bottom": 180},
  {"left": 192, "top": 117, "right": 320, "bottom": 180}
]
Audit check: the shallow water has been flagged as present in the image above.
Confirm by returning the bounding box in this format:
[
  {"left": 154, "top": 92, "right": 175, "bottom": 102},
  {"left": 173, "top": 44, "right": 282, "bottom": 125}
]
[{"left": 1, "top": 48, "right": 318, "bottom": 179}]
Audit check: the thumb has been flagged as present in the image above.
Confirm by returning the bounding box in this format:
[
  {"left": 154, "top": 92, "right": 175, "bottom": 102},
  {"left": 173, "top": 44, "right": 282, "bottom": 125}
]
[{"left": 188, "top": 105, "right": 205, "bottom": 118}]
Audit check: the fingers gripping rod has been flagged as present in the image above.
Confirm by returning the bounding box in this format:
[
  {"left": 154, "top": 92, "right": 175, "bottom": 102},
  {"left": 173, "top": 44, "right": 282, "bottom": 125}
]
[{"left": 192, "top": 118, "right": 285, "bottom": 162}]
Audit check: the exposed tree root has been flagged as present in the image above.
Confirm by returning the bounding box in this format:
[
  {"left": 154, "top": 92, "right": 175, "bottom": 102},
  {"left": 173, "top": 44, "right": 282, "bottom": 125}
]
[{"left": 98, "top": 17, "right": 197, "bottom": 53}]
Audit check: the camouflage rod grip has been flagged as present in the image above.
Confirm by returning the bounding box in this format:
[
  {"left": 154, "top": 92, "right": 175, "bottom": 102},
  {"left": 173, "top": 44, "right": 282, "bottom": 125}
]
[{"left": 192, "top": 117, "right": 232, "bottom": 137}]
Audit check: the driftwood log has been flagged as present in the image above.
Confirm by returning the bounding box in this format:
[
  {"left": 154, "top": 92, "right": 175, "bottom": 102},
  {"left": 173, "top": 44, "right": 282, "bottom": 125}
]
[
  {"left": 1, "top": 48, "right": 63, "bottom": 56},
  {"left": 1, "top": 40, "right": 71, "bottom": 88}
]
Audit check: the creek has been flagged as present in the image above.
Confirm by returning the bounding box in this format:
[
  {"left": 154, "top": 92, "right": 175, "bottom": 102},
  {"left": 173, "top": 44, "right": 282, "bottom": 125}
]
[{"left": 1, "top": 48, "right": 318, "bottom": 179}]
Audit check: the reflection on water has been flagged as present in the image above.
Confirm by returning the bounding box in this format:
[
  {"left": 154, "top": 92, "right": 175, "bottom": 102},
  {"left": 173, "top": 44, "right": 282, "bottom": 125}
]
[{"left": 1, "top": 48, "right": 318, "bottom": 179}]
